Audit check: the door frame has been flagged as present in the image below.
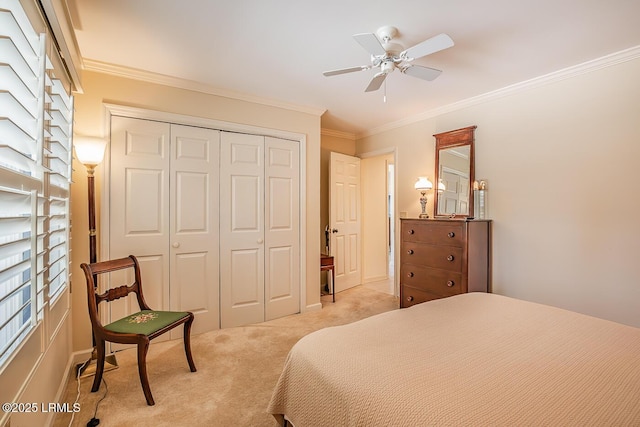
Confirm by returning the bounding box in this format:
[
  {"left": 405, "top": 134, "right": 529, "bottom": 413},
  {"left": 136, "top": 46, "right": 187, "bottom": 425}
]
[
  {"left": 98, "top": 103, "right": 309, "bottom": 315},
  {"left": 358, "top": 147, "right": 399, "bottom": 297}
]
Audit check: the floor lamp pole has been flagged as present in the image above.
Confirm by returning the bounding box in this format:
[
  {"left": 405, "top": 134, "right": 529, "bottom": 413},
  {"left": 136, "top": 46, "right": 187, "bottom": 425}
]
[{"left": 77, "top": 162, "right": 118, "bottom": 377}]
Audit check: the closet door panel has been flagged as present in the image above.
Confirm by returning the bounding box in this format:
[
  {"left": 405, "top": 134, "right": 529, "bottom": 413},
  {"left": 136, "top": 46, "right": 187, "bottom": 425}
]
[
  {"left": 170, "top": 125, "right": 220, "bottom": 335},
  {"left": 268, "top": 246, "right": 293, "bottom": 298},
  {"left": 124, "top": 169, "right": 164, "bottom": 233},
  {"left": 109, "top": 117, "right": 171, "bottom": 347},
  {"left": 110, "top": 117, "right": 170, "bottom": 256},
  {"left": 265, "top": 137, "right": 300, "bottom": 320},
  {"left": 230, "top": 249, "right": 261, "bottom": 303},
  {"left": 220, "top": 132, "right": 265, "bottom": 328},
  {"left": 110, "top": 119, "right": 220, "bottom": 341},
  {"left": 231, "top": 175, "right": 260, "bottom": 230}
]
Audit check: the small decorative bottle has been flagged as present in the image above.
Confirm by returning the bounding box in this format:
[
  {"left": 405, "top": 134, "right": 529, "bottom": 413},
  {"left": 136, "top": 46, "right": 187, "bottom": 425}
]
[{"left": 475, "top": 180, "right": 487, "bottom": 219}]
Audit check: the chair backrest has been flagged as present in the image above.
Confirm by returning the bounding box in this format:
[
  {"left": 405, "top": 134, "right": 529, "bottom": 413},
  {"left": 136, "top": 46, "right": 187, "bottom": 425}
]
[{"left": 81, "top": 255, "right": 152, "bottom": 331}]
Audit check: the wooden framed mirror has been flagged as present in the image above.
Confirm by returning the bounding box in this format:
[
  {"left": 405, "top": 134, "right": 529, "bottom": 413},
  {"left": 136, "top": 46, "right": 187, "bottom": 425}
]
[{"left": 433, "top": 126, "right": 476, "bottom": 218}]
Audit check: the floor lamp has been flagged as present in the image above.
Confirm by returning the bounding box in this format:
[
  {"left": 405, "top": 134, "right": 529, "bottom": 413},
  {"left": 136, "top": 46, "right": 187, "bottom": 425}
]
[{"left": 74, "top": 136, "right": 118, "bottom": 377}]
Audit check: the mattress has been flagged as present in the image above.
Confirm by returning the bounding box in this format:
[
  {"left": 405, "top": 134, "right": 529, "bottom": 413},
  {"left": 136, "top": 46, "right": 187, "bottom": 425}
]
[{"left": 267, "top": 292, "right": 640, "bottom": 426}]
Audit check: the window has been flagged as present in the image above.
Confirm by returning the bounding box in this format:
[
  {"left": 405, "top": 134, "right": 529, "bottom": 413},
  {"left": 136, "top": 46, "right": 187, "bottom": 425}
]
[{"left": 0, "top": 0, "right": 73, "bottom": 368}]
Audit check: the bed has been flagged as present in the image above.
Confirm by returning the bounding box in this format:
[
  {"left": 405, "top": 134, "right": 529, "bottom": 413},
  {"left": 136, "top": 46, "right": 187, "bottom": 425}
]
[{"left": 267, "top": 292, "right": 640, "bottom": 426}]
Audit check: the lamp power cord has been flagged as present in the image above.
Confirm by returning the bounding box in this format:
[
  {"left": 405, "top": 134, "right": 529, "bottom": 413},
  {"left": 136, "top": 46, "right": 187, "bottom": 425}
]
[{"left": 68, "top": 359, "right": 108, "bottom": 427}]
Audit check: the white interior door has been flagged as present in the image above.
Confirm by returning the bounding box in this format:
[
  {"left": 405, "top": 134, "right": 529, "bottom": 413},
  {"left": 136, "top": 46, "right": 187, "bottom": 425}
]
[
  {"left": 458, "top": 176, "right": 470, "bottom": 213},
  {"left": 109, "top": 116, "right": 170, "bottom": 344},
  {"left": 329, "top": 152, "right": 361, "bottom": 291},
  {"left": 440, "top": 169, "right": 469, "bottom": 214},
  {"left": 169, "top": 124, "right": 220, "bottom": 336},
  {"left": 264, "top": 137, "right": 300, "bottom": 321},
  {"left": 220, "top": 133, "right": 300, "bottom": 327},
  {"left": 109, "top": 117, "right": 220, "bottom": 344},
  {"left": 220, "top": 132, "right": 265, "bottom": 328},
  {"left": 111, "top": 116, "right": 300, "bottom": 333}
]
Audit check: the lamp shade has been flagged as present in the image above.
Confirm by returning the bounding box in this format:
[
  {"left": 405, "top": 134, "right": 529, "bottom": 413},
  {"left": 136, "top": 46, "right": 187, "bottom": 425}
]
[
  {"left": 74, "top": 136, "right": 107, "bottom": 166},
  {"left": 438, "top": 179, "right": 446, "bottom": 192},
  {"left": 414, "top": 177, "right": 433, "bottom": 191}
]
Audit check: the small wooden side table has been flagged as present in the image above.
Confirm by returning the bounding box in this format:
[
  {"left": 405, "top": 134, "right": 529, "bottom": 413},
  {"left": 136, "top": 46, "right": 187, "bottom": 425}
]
[{"left": 320, "top": 254, "right": 335, "bottom": 302}]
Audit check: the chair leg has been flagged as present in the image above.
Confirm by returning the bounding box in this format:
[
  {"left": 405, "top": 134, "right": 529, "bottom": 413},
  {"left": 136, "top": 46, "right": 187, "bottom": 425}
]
[
  {"left": 183, "top": 314, "right": 197, "bottom": 372},
  {"left": 91, "top": 339, "right": 106, "bottom": 392},
  {"left": 137, "top": 339, "right": 155, "bottom": 406}
]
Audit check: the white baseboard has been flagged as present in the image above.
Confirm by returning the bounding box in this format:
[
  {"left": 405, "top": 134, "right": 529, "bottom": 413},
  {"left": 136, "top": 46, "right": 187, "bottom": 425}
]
[
  {"left": 363, "top": 275, "right": 389, "bottom": 284},
  {"left": 304, "top": 302, "right": 322, "bottom": 312}
]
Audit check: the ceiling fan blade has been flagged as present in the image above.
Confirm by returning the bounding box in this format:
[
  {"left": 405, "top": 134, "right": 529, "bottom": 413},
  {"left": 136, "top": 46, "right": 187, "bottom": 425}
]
[
  {"left": 402, "top": 64, "right": 442, "bottom": 81},
  {"left": 353, "top": 32, "right": 387, "bottom": 56},
  {"left": 365, "top": 72, "right": 387, "bottom": 92},
  {"left": 323, "top": 65, "right": 370, "bottom": 77},
  {"left": 402, "top": 33, "right": 454, "bottom": 60}
]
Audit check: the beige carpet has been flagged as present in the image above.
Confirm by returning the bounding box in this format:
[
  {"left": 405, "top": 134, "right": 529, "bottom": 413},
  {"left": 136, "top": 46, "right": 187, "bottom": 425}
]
[{"left": 54, "top": 286, "right": 397, "bottom": 427}]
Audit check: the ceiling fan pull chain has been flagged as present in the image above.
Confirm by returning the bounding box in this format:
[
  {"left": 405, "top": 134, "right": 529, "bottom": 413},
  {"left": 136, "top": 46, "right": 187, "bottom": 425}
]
[{"left": 383, "top": 79, "right": 387, "bottom": 103}]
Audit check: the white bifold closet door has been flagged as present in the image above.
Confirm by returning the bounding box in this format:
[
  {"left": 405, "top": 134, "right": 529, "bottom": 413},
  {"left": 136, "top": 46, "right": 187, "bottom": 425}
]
[
  {"left": 109, "top": 117, "right": 220, "bottom": 340},
  {"left": 219, "top": 132, "right": 300, "bottom": 328}
]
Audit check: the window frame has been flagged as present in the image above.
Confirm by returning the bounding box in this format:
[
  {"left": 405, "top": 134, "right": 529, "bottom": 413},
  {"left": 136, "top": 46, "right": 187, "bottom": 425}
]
[{"left": 0, "top": 0, "right": 73, "bottom": 371}]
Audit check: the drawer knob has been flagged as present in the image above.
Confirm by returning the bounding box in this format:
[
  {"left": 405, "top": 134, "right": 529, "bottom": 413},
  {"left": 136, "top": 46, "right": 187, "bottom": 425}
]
[
  {"left": 447, "top": 255, "right": 454, "bottom": 262},
  {"left": 447, "top": 280, "right": 455, "bottom": 287},
  {"left": 406, "top": 296, "right": 414, "bottom": 302},
  {"left": 407, "top": 272, "right": 414, "bottom": 278},
  {"left": 447, "top": 232, "right": 455, "bottom": 238},
  {"left": 407, "top": 249, "right": 414, "bottom": 255},
  {"left": 408, "top": 229, "right": 415, "bottom": 235}
]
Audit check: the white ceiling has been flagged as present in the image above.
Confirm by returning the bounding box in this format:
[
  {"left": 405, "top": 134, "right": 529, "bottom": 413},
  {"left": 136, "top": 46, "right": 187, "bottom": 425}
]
[{"left": 68, "top": 0, "right": 640, "bottom": 136}]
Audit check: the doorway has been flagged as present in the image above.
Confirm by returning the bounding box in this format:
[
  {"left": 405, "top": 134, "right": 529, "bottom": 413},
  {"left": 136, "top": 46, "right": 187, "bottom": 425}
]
[{"left": 361, "top": 151, "right": 396, "bottom": 296}]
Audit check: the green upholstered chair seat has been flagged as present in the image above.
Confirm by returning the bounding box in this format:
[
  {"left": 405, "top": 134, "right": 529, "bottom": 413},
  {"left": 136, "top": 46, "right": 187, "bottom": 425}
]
[{"left": 105, "top": 310, "right": 190, "bottom": 336}]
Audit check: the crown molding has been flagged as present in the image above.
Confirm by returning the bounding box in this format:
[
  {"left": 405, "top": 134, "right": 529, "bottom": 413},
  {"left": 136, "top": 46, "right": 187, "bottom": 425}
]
[
  {"left": 357, "top": 45, "right": 640, "bottom": 139},
  {"left": 321, "top": 128, "right": 356, "bottom": 140},
  {"left": 82, "top": 58, "right": 326, "bottom": 117}
]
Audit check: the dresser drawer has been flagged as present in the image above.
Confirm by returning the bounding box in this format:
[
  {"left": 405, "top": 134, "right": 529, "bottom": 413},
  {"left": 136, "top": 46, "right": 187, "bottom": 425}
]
[
  {"left": 402, "top": 221, "right": 464, "bottom": 247},
  {"left": 403, "top": 242, "right": 463, "bottom": 272},
  {"left": 399, "top": 218, "right": 491, "bottom": 309},
  {"left": 400, "top": 264, "right": 464, "bottom": 296},
  {"left": 400, "top": 285, "right": 442, "bottom": 308}
]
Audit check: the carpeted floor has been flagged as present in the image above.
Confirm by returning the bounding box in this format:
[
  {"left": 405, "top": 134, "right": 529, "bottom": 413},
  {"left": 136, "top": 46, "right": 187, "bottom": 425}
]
[{"left": 54, "top": 286, "right": 397, "bottom": 427}]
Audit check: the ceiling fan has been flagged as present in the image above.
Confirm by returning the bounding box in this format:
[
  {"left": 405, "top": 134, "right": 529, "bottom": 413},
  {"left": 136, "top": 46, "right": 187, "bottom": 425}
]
[{"left": 323, "top": 25, "right": 454, "bottom": 92}]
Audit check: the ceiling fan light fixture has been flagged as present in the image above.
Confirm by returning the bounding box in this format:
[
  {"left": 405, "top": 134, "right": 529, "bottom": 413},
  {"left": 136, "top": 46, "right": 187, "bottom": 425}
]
[
  {"left": 322, "top": 25, "right": 454, "bottom": 93},
  {"left": 380, "top": 60, "right": 395, "bottom": 74}
]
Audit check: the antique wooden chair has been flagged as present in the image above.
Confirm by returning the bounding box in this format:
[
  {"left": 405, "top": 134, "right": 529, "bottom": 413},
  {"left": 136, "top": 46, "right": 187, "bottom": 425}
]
[{"left": 81, "top": 255, "right": 197, "bottom": 405}]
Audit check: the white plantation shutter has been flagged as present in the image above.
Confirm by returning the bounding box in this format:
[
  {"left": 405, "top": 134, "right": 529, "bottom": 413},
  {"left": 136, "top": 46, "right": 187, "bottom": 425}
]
[
  {"left": 0, "top": 187, "right": 36, "bottom": 364},
  {"left": 44, "top": 59, "right": 72, "bottom": 301},
  {"left": 0, "top": 0, "right": 73, "bottom": 367}
]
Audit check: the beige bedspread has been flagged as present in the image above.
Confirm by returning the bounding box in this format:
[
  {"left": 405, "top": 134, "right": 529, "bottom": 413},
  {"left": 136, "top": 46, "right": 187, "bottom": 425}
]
[{"left": 267, "top": 293, "right": 640, "bottom": 426}]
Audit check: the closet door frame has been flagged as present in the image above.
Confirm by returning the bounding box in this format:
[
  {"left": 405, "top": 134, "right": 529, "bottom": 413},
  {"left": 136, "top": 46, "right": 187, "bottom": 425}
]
[{"left": 99, "top": 104, "right": 309, "bottom": 318}]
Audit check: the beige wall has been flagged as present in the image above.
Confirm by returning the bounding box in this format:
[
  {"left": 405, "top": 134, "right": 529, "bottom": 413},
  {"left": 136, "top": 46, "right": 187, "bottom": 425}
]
[
  {"left": 71, "top": 71, "right": 322, "bottom": 352},
  {"left": 361, "top": 154, "right": 394, "bottom": 283},
  {"left": 357, "top": 57, "right": 640, "bottom": 327},
  {"left": 357, "top": 120, "right": 437, "bottom": 218}
]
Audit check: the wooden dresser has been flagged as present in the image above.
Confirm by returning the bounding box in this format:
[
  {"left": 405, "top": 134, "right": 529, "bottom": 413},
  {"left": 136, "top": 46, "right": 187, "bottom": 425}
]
[{"left": 400, "top": 218, "right": 491, "bottom": 308}]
